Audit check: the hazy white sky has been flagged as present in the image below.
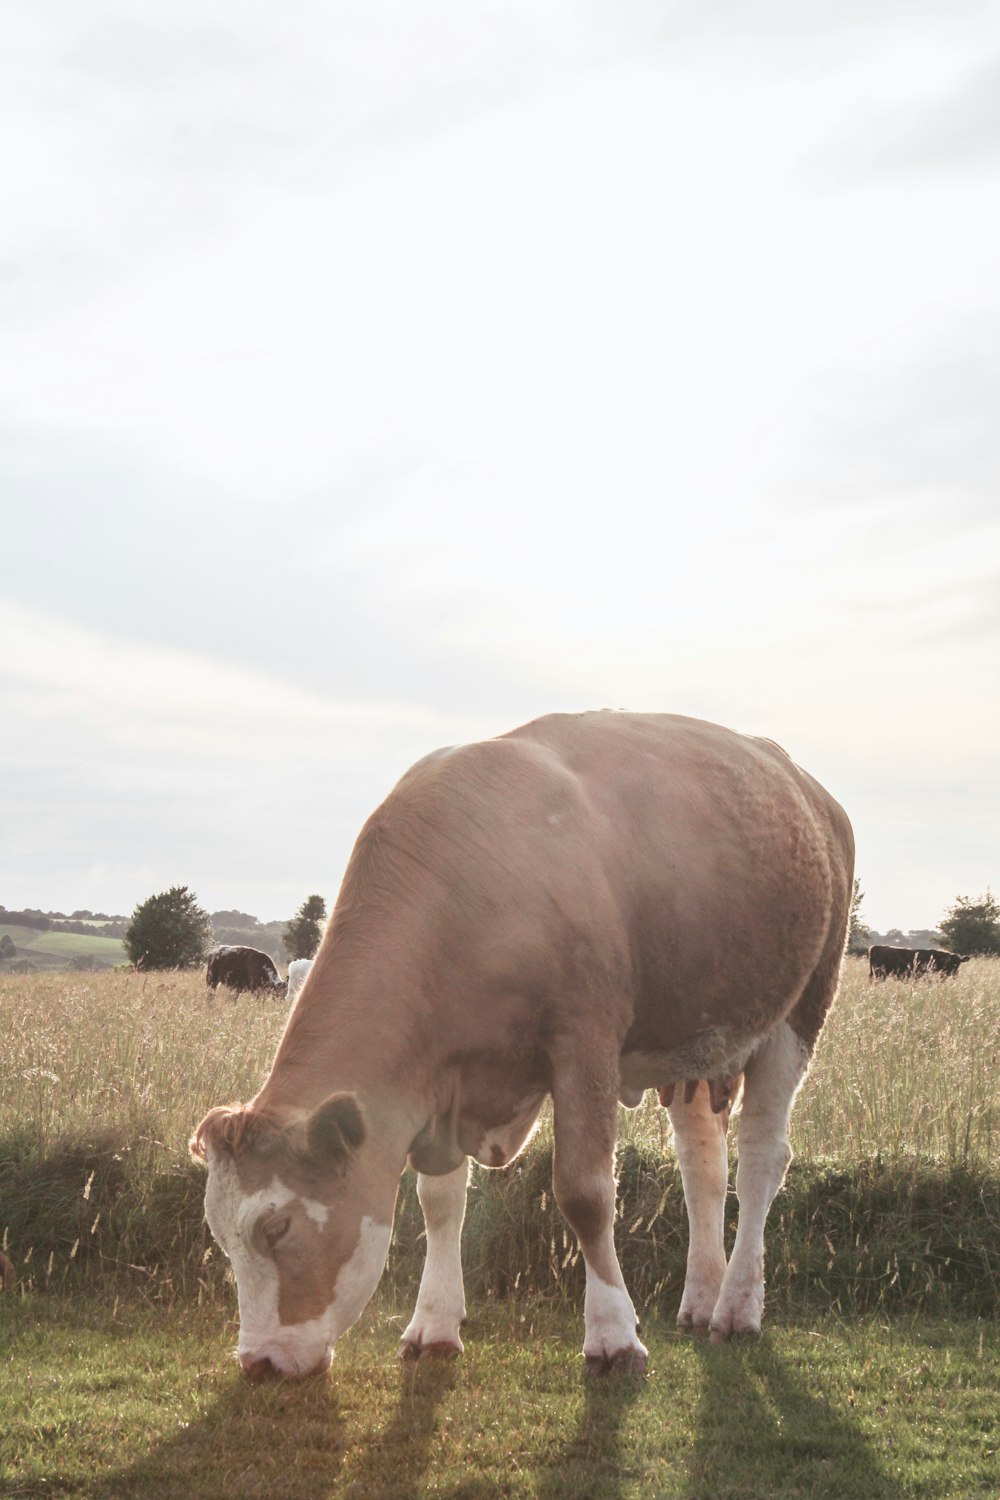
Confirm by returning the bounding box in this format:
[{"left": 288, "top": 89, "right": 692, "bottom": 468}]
[{"left": 3, "top": 0, "right": 998, "bottom": 931}]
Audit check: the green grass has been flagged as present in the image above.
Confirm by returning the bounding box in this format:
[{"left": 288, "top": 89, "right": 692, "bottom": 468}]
[
  {"left": 1, "top": 1296, "right": 996, "bottom": 1499},
  {"left": 0, "top": 924, "right": 126, "bottom": 971}
]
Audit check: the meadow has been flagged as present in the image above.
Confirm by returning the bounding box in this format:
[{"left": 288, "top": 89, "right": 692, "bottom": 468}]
[
  {"left": 1, "top": 958, "right": 998, "bottom": 1498},
  {"left": 0, "top": 922, "right": 126, "bottom": 973}
]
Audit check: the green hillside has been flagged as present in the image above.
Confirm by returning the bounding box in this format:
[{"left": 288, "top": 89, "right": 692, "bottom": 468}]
[{"left": 0, "top": 923, "right": 126, "bottom": 973}]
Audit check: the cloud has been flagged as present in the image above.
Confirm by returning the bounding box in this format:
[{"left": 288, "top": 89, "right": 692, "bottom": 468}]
[
  {"left": 2, "top": 0, "right": 997, "bottom": 927},
  {"left": 807, "top": 52, "right": 1000, "bottom": 182},
  {"left": 1, "top": 599, "right": 496, "bottom": 762},
  {"left": 1, "top": 597, "right": 511, "bottom": 917}
]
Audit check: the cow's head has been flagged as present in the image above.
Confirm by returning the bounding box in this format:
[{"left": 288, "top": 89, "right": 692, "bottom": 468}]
[{"left": 190, "top": 1094, "right": 395, "bottom": 1379}]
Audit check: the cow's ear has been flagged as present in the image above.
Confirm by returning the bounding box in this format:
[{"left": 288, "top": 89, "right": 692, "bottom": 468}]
[
  {"left": 190, "top": 1105, "right": 242, "bottom": 1160},
  {"left": 306, "top": 1093, "right": 365, "bottom": 1167},
  {"left": 190, "top": 1103, "right": 270, "bottom": 1160}
]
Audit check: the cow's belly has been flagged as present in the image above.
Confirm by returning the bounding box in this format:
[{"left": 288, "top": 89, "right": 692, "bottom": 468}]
[{"left": 618, "top": 1021, "right": 765, "bottom": 1100}]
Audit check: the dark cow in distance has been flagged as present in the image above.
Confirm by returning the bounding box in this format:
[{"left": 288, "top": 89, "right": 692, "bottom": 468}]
[
  {"left": 206, "top": 945, "right": 286, "bottom": 996},
  {"left": 868, "top": 945, "right": 970, "bottom": 979}
]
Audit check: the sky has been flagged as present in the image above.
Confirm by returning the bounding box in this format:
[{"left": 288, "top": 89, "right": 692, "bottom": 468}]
[{"left": 2, "top": 0, "right": 998, "bottom": 932}]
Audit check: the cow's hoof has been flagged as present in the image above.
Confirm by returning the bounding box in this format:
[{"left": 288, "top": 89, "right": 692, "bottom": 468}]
[
  {"left": 676, "top": 1311, "right": 712, "bottom": 1335},
  {"left": 400, "top": 1338, "right": 462, "bottom": 1362},
  {"left": 708, "top": 1322, "right": 761, "bottom": 1345},
  {"left": 584, "top": 1346, "right": 648, "bottom": 1377}
]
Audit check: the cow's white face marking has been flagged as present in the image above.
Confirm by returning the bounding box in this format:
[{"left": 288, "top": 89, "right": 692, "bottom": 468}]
[
  {"left": 203, "top": 1151, "right": 390, "bottom": 1379},
  {"left": 325, "top": 1215, "right": 393, "bottom": 1341}
]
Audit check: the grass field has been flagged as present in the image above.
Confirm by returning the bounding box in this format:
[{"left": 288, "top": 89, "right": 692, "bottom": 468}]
[
  {"left": 1, "top": 958, "right": 998, "bottom": 1497},
  {"left": 0, "top": 923, "right": 126, "bottom": 972},
  {"left": 3, "top": 1298, "right": 997, "bottom": 1499}
]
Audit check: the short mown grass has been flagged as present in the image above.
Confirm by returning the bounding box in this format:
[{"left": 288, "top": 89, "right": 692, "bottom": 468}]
[{"left": 2, "top": 1295, "right": 997, "bottom": 1499}]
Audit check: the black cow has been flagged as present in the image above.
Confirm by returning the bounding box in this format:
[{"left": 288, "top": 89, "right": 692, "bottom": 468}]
[
  {"left": 868, "top": 945, "right": 970, "bottom": 979},
  {"left": 206, "top": 945, "right": 287, "bottom": 996}
]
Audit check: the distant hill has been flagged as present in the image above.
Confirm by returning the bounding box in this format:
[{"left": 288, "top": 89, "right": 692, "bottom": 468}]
[
  {"left": 0, "top": 905, "right": 290, "bottom": 972},
  {"left": 0, "top": 905, "right": 126, "bottom": 938},
  {"left": 209, "top": 913, "right": 288, "bottom": 965},
  {"left": 866, "top": 929, "right": 943, "bottom": 949},
  {"left": 0, "top": 922, "right": 126, "bottom": 973}
]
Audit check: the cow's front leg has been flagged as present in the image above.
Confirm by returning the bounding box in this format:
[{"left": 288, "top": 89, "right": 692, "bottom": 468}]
[
  {"left": 552, "top": 1070, "right": 647, "bottom": 1375},
  {"left": 710, "top": 1022, "right": 807, "bottom": 1341},
  {"left": 667, "top": 1081, "right": 730, "bottom": 1330},
  {"left": 401, "top": 1158, "right": 469, "bottom": 1359}
]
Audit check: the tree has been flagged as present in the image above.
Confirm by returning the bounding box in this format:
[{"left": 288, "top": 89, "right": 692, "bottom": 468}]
[
  {"left": 283, "top": 894, "right": 327, "bottom": 960},
  {"left": 938, "top": 890, "right": 1000, "bottom": 956},
  {"left": 210, "top": 909, "right": 262, "bottom": 931},
  {"left": 847, "top": 878, "right": 870, "bottom": 955},
  {"left": 123, "top": 885, "right": 213, "bottom": 970},
  {"left": 0, "top": 935, "right": 15, "bottom": 959}
]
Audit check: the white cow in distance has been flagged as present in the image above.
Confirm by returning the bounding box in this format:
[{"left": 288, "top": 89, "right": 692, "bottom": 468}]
[{"left": 286, "top": 959, "right": 313, "bottom": 1002}]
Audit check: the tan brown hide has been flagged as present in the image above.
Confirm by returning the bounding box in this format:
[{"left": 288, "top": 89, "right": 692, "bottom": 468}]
[
  {"left": 267, "top": 711, "right": 853, "bottom": 1128},
  {"left": 194, "top": 711, "right": 854, "bottom": 1374}
]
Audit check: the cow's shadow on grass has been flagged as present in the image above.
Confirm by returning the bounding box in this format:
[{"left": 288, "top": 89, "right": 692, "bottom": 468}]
[
  {"left": 337, "top": 1354, "right": 461, "bottom": 1500},
  {"left": 545, "top": 1363, "right": 646, "bottom": 1500},
  {"left": 682, "top": 1331, "right": 904, "bottom": 1500},
  {"left": 85, "top": 1371, "right": 348, "bottom": 1500},
  {"left": 87, "top": 1354, "right": 461, "bottom": 1500},
  {"left": 529, "top": 1326, "right": 906, "bottom": 1500}
]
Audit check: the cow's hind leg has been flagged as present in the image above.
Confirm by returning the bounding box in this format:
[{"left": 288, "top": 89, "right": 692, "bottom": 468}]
[
  {"left": 551, "top": 1062, "right": 647, "bottom": 1375},
  {"left": 667, "top": 1082, "right": 730, "bottom": 1330},
  {"left": 401, "top": 1159, "right": 469, "bottom": 1359},
  {"left": 709, "top": 1021, "right": 808, "bottom": 1341}
]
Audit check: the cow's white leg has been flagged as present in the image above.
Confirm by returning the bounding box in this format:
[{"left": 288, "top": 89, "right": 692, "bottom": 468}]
[
  {"left": 400, "top": 1158, "right": 469, "bottom": 1358},
  {"left": 710, "top": 1021, "right": 808, "bottom": 1341},
  {"left": 551, "top": 1067, "right": 647, "bottom": 1374},
  {"left": 667, "top": 1082, "right": 730, "bottom": 1329}
]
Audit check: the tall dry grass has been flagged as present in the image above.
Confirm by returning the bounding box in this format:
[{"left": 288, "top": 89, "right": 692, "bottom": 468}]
[
  {"left": 3, "top": 967, "right": 283, "bottom": 1154},
  {"left": 1, "top": 956, "right": 997, "bottom": 1312},
  {"left": 615, "top": 955, "right": 1000, "bottom": 1170}
]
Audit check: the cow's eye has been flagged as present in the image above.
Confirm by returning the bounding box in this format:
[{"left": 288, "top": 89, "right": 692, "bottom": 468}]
[{"left": 264, "top": 1215, "right": 291, "bottom": 1249}]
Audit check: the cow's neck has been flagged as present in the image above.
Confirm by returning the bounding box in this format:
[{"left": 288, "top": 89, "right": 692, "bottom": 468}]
[{"left": 254, "top": 946, "right": 437, "bottom": 1159}]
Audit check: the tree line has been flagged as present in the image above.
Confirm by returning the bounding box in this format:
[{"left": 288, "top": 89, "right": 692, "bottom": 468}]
[
  {"left": 121, "top": 888, "right": 328, "bottom": 971},
  {"left": 122, "top": 881, "right": 1000, "bottom": 973},
  {"left": 849, "top": 883, "right": 1000, "bottom": 958},
  {"left": 0, "top": 906, "right": 127, "bottom": 938},
  {"left": 6, "top": 882, "right": 997, "bottom": 975}
]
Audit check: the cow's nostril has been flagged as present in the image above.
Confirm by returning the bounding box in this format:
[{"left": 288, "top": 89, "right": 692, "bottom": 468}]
[{"left": 240, "top": 1353, "right": 277, "bottom": 1381}]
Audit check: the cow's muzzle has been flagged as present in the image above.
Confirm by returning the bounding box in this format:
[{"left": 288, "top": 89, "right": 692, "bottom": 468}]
[{"left": 239, "top": 1349, "right": 332, "bottom": 1381}]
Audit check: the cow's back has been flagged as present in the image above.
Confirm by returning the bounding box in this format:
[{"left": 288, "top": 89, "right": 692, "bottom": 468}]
[
  {"left": 512, "top": 713, "right": 851, "bottom": 1048},
  {"left": 364, "top": 711, "right": 853, "bottom": 1067}
]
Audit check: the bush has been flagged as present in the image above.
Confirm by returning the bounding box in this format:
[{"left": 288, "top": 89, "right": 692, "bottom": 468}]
[
  {"left": 283, "top": 895, "right": 327, "bottom": 960},
  {"left": 939, "top": 891, "right": 1000, "bottom": 956},
  {"left": 123, "top": 886, "right": 212, "bottom": 971}
]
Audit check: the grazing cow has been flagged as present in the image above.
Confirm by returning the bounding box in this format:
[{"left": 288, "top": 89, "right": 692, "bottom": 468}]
[
  {"left": 286, "top": 958, "right": 314, "bottom": 1003},
  {"left": 206, "top": 946, "right": 286, "bottom": 997},
  {"left": 868, "top": 945, "right": 969, "bottom": 979},
  {"left": 191, "top": 712, "right": 853, "bottom": 1380}
]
